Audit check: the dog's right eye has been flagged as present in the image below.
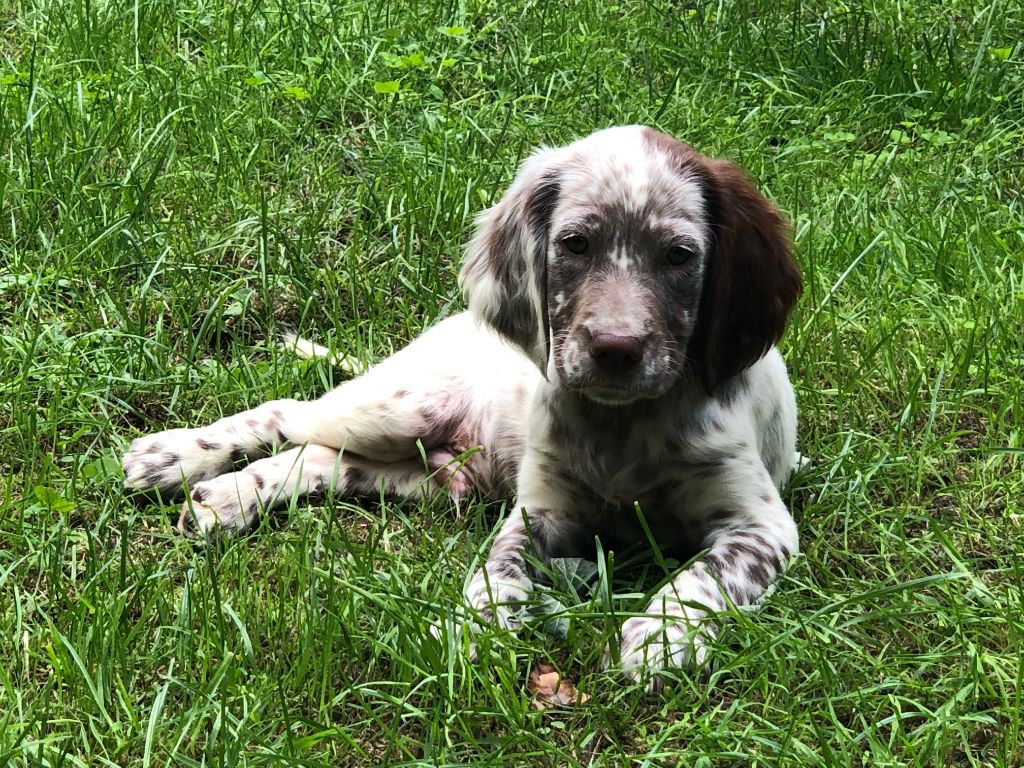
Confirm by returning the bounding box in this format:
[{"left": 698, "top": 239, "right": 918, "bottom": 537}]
[{"left": 562, "top": 234, "right": 589, "bottom": 254}]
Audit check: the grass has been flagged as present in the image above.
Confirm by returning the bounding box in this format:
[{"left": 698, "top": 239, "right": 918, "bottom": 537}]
[{"left": 1, "top": 0, "right": 1022, "bottom": 764}]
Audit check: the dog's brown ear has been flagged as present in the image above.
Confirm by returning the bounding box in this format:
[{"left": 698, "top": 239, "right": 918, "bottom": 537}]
[
  {"left": 459, "top": 149, "right": 562, "bottom": 369},
  {"left": 691, "top": 159, "right": 802, "bottom": 393}
]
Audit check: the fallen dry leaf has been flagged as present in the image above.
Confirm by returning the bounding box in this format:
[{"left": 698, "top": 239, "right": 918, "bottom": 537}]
[{"left": 529, "top": 660, "right": 590, "bottom": 710}]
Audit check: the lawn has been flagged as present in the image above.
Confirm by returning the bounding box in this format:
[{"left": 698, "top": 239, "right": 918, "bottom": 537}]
[{"left": 1, "top": 0, "right": 1022, "bottom": 765}]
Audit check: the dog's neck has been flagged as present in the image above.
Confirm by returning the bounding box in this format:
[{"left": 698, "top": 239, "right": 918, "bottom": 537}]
[{"left": 540, "top": 376, "right": 711, "bottom": 429}]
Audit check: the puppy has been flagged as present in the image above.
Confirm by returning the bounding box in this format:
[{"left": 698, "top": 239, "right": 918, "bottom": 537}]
[{"left": 123, "top": 125, "right": 802, "bottom": 687}]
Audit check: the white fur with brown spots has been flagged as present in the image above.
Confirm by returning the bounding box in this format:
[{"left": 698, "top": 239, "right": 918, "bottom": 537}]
[{"left": 122, "top": 126, "right": 803, "bottom": 690}]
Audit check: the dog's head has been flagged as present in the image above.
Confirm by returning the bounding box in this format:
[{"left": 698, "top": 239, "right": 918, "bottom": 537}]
[{"left": 460, "top": 126, "right": 802, "bottom": 403}]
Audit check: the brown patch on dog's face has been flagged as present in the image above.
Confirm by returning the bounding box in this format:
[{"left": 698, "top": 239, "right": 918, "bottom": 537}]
[{"left": 679, "top": 140, "right": 802, "bottom": 393}]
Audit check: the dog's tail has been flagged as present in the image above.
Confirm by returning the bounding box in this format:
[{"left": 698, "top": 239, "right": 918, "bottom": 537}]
[{"left": 278, "top": 333, "right": 368, "bottom": 376}]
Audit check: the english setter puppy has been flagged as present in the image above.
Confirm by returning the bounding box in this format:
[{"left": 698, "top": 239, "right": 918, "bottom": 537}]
[{"left": 123, "top": 125, "right": 803, "bottom": 687}]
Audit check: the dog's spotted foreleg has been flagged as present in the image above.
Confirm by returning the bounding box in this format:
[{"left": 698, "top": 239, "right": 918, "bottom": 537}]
[
  {"left": 464, "top": 507, "right": 544, "bottom": 631},
  {"left": 615, "top": 469, "right": 798, "bottom": 690},
  {"left": 462, "top": 441, "right": 582, "bottom": 633}
]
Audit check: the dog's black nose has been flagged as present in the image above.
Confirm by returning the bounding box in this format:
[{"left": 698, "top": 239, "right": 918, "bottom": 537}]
[{"left": 590, "top": 333, "right": 644, "bottom": 375}]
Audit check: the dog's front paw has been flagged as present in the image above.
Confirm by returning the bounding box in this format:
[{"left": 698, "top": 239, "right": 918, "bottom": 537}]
[
  {"left": 612, "top": 615, "right": 711, "bottom": 692},
  {"left": 427, "top": 572, "right": 532, "bottom": 661},
  {"left": 123, "top": 429, "right": 237, "bottom": 493},
  {"left": 178, "top": 473, "right": 260, "bottom": 537},
  {"left": 465, "top": 569, "right": 532, "bottom": 632}
]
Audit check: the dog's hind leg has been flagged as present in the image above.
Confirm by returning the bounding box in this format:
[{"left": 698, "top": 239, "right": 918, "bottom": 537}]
[
  {"left": 177, "top": 444, "right": 463, "bottom": 536},
  {"left": 122, "top": 315, "right": 493, "bottom": 495}
]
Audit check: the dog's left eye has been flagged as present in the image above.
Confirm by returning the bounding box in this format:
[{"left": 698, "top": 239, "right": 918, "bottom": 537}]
[
  {"left": 667, "top": 246, "right": 695, "bottom": 266},
  {"left": 562, "top": 235, "right": 589, "bottom": 254}
]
